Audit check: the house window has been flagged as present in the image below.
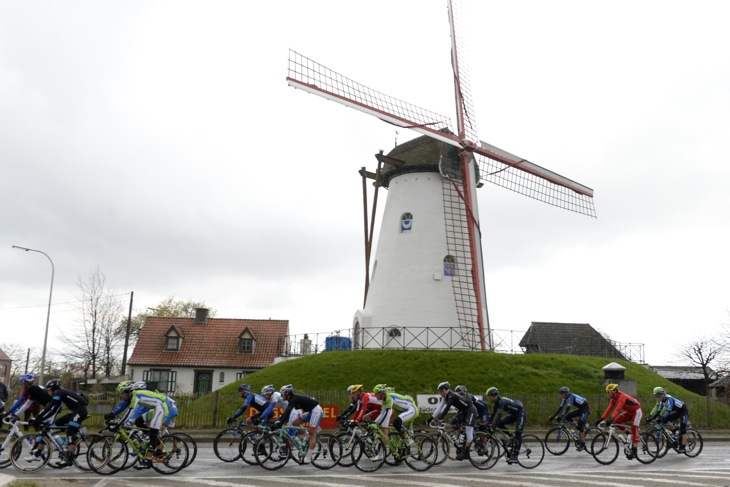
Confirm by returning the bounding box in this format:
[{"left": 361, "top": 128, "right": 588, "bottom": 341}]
[
  {"left": 219, "top": 372, "right": 225, "bottom": 383},
  {"left": 236, "top": 372, "right": 247, "bottom": 380},
  {"left": 143, "top": 369, "right": 177, "bottom": 394},
  {"left": 239, "top": 339, "right": 254, "bottom": 354},
  {"left": 400, "top": 212, "right": 413, "bottom": 232},
  {"left": 238, "top": 328, "right": 256, "bottom": 354},
  {"left": 443, "top": 255, "right": 457, "bottom": 276},
  {"left": 165, "top": 335, "right": 180, "bottom": 351}
]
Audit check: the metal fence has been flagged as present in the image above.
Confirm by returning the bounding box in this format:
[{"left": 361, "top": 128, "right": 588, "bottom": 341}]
[{"left": 78, "top": 389, "right": 728, "bottom": 430}]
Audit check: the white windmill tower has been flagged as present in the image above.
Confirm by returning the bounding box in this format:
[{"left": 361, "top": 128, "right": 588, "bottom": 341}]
[{"left": 287, "top": 0, "right": 596, "bottom": 351}]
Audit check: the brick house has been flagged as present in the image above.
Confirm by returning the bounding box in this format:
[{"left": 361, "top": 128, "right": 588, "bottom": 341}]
[
  {"left": 127, "top": 308, "right": 288, "bottom": 396},
  {"left": 0, "top": 347, "right": 11, "bottom": 385}
]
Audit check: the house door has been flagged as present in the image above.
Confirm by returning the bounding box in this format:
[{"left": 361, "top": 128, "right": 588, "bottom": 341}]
[{"left": 194, "top": 370, "right": 213, "bottom": 397}]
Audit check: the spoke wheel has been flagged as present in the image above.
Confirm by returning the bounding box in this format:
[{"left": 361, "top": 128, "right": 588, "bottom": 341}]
[
  {"left": 636, "top": 432, "right": 659, "bottom": 464},
  {"left": 255, "top": 432, "right": 291, "bottom": 471},
  {"left": 0, "top": 428, "right": 14, "bottom": 468},
  {"left": 312, "top": 432, "right": 341, "bottom": 470},
  {"left": 213, "top": 428, "right": 242, "bottom": 462},
  {"left": 684, "top": 428, "right": 703, "bottom": 458},
  {"left": 10, "top": 434, "right": 51, "bottom": 473},
  {"left": 544, "top": 427, "right": 570, "bottom": 455},
  {"left": 590, "top": 432, "right": 619, "bottom": 465},
  {"left": 335, "top": 430, "right": 358, "bottom": 467},
  {"left": 239, "top": 430, "right": 265, "bottom": 465},
  {"left": 516, "top": 434, "right": 545, "bottom": 469},
  {"left": 468, "top": 431, "right": 500, "bottom": 470},
  {"left": 353, "top": 435, "right": 386, "bottom": 473},
  {"left": 151, "top": 435, "right": 189, "bottom": 474},
  {"left": 404, "top": 433, "right": 437, "bottom": 471},
  {"left": 168, "top": 432, "right": 197, "bottom": 468}
]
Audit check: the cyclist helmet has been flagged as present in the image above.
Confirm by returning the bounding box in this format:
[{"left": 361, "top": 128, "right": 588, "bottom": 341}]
[
  {"left": 653, "top": 387, "right": 666, "bottom": 396},
  {"left": 279, "top": 384, "right": 294, "bottom": 396},
  {"left": 117, "top": 380, "right": 132, "bottom": 393},
  {"left": 346, "top": 385, "right": 355, "bottom": 393},
  {"left": 261, "top": 384, "right": 275, "bottom": 395},
  {"left": 373, "top": 384, "right": 387, "bottom": 394},
  {"left": 122, "top": 381, "right": 137, "bottom": 393},
  {"left": 238, "top": 384, "right": 251, "bottom": 393},
  {"left": 454, "top": 385, "right": 467, "bottom": 394},
  {"left": 350, "top": 384, "right": 364, "bottom": 394},
  {"left": 559, "top": 386, "right": 570, "bottom": 394},
  {"left": 437, "top": 381, "right": 450, "bottom": 392},
  {"left": 605, "top": 383, "right": 619, "bottom": 392},
  {"left": 486, "top": 387, "right": 499, "bottom": 397},
  {"left": 19, "top": 373, "right": 36, "bottom": 384},
  {"left": 45, "top": 378, "right": 61, "bottom": 390},
  {"left": 131, "top": 381, "right": 147, "bottom": 391}
]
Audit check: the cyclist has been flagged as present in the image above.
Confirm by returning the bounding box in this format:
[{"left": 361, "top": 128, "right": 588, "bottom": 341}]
[
  {"left": 5, "top": 374, "right": 52, "bottom": 426},
  {"left": 427, "top": 381, "right": 476, "bottom": 460},
  {"left": 596, "top": 383, "right": 642, "bottom": 459},
  {"left": 549, "top": 386, "right": 591, "bottom": 451},
  {"left": 259, "top": 384, "right": 288, "bottom": 425},
  {"left": 160, "top": 393, "right": 178, "bottom": 435},
  {"left": 351, "top": 385, "right": 383, "bottom": 424},
  {"left": 455, "top": 385, "right": 489, "bottom": 425},
  {"left": 31, "top": 378, "right": 89, "bottom": 467},
  {"left": 372, "top": 384, "right": 418, "bottom": 450},
  {"left": 485, "top": 386, "right": 526, "bottom": 464},
  {"left": 105, "top": 381, "right": 169, "bottom": 463},
  {"left": 336, "top": 385, "right": 360, "bottom": 423},
  {"left": 274, "top": 385, "right": 323, "bottom": 464},
  {"left": 646, "top": 387, "right": 689, "bottom": 453},
  {"left": 226, "top": 384, "right": 268, "bottom": 425}
]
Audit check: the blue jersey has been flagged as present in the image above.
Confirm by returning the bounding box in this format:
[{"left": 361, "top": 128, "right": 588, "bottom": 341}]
[{"left": 233, "top": 393, "right": 268, "bottom": 419}]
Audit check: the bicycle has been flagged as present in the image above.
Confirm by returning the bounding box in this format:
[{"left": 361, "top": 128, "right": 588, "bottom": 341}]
[
  {"left": 333, "top": 418, "right": 367, "bottom": 467},
  {"left": 351, "top": 422, "right": 437, "bottom": 473},
  {"left": 590, "top": 421, "right": 659, "bottom": 465},
  {"left": 86, "top": 421, "right": 189, "bottom": 475},
  {"left": 429, "top": 420, "right": 467, "bottom": 464},
  {"left": 646, "top": 420, "right": 703, "bottom": 458},
  {"left": 213, "top": 420, "right": 261, "bottom": 462},
  {"left": 0, "top": 416, "right": 38, "bottom": 469},
  {"left": 254, "top": 423, "right": 341, "bottom": 470},
  {"left": 544, "top": 418, "right": 601, "bottom": 455},
  {"left": 9, "top": 421, "right": 100, "bottom": 473},
  {"left": 479, "top": 426, "right": 545, "bottom": 469},
  {"left": 237, "top": 422, "right": 271, "bottom": 466}
]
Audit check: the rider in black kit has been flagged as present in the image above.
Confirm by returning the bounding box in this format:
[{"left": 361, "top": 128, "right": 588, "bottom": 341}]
[
  {"left": 427, "top": 381, "right": 477, "bottom": 460},
  {"left": 33, "top": 379, "right": 89, "bottom": 467}
]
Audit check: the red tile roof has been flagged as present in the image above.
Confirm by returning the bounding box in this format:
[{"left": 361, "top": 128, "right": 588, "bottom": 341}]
[{"left": 127, "top": 317, "right": 289, "bottom": 369}]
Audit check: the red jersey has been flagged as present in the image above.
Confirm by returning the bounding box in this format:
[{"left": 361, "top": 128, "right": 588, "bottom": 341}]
[
  {"left": 353, "top": 392, "right": 382, "bottom": 422},
  {"left": 601, "top": 391, "right": 641, "bottom": 421}
]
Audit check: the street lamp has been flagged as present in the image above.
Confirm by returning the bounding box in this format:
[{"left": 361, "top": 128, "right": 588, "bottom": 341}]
[{"left": 12, "top": 245, "right": 54, "bottom": 385}]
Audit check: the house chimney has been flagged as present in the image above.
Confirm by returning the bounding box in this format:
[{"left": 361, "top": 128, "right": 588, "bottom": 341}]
[{"left": 194, "top": 308, "right": 209, "bottom": 324}]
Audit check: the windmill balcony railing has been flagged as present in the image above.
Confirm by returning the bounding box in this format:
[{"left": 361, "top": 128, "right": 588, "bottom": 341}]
[{"left": 278, "top": 327, "right": 645, "bottom": 363}]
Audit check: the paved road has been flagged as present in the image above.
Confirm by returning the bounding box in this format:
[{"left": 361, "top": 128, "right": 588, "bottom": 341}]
[{"left": 2, "top": 442, "right": 729, "bottom": 487}]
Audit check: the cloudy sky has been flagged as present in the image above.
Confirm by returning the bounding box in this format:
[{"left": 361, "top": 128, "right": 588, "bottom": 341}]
[{"left": 2, "top": 0, "right": 728, "bottom": 367}]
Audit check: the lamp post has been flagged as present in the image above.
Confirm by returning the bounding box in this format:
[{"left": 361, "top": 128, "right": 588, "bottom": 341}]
[{"left": 12, "top": 245, "right": 54, "bottom": 385}]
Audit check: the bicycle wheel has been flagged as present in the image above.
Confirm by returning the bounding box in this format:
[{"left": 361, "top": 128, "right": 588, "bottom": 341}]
[
  {"left": 636, "top": 432, "right": 659, "bottom": 464},
  {"left": 544, "top": 427, "right": 570, "bottom": 455},
  {"left": 312, "top": 432, "right": 341, "bottom": 470},
  {"left": 650, "top": 429, "right": 669, "bottom": 459},
  {"left": 169, "top": 432, "right": 197, "bottom": 468},
  {"left": 468, "top": 431, "right": 500, "bottom": 470},
  {"left": 10, "top": 434, "right": 51, "bottom": 472},
  {"left": 71, "top": 433, "right": 103, "bottom": 471},
  {"left": 515, "top": 434, "right": 544, "bottom": 469},
  {"left": 684, "top": 428, "right": 703, "bottom": 458},
  {"left": 0, "top": 429, "right": 13, "bottom": 468},
  {"left": 255, "top": 432, "right": 291, "bottom": 471},
  {"left": 213, "top": 428, "right": 242, "bottom": 462},
  {"left": 151, "top": 434, "right": 189, "bottom": 474},
  {"left": 239, "top": 430, "right": 265, "bottom": 465},
  {"left": 352, "top": 435, "right": 386, "bottom": 473},
  {"left": 583, "top": 427, "right": 602, "bottom": 453},
  {"left": 430, "top": 433, "right": 451, "bottom": 465},
  {"left": 590, "top": 432, "right": 619, "bottom": 465},
  {"left": 88, "top": 436, "right": 128, "bottom": 475},
  {"left": 334, "top": 430, "right": 358, "bottom": 467},
  {"left": 404, "top": 433, "right": 437, "bottom": 471}
]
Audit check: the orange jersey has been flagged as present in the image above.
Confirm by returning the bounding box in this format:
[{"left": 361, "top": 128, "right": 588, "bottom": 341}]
[{"left": 601, "top": 391, "right": 641, "bottom": 421}]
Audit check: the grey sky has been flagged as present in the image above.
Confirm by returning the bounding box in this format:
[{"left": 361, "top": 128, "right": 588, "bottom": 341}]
[{"left": 2, "top": 0, "right": 729, "bottom": 366}]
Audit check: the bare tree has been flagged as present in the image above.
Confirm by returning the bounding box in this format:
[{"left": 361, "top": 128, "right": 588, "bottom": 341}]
[
  {"left": 61, "top": 267, "right": 124, "bottom": 379},
  {"left": 148, "top": 296, "right": 216, "bottom": 318},
  {"left": 678, "top": 337, "right": 722, "bottom": 395}
]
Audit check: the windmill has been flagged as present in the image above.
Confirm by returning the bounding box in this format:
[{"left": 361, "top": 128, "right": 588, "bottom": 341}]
[{"left": 287, "top": 0, "right": 596, "bottom": 351}]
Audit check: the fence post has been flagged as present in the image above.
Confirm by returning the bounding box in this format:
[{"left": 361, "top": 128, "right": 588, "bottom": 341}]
[{"left": 212, "top": 390, "right": 219, "bottom": 427}]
